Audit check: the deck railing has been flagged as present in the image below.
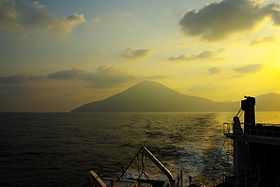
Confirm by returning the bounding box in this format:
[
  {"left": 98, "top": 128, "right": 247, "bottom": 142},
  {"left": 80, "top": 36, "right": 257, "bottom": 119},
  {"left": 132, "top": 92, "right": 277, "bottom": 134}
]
[{"left": 223, "top": 122, "right": 280, "bottom": 137}]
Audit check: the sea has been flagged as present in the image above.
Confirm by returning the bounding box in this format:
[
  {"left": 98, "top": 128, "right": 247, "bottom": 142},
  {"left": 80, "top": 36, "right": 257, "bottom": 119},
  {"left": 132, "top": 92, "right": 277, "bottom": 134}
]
[{"left": 1, "top": 112, "right": 280, "bottom": 187}]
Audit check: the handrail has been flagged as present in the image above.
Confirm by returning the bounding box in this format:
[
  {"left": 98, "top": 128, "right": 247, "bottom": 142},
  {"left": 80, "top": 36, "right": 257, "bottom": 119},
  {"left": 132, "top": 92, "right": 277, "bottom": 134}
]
[
  {"left": 120, "top": 146, "right": 176, "bottom": 187},
  {"left": 223, "top": 122, "right": 280, "bottom": 137}
]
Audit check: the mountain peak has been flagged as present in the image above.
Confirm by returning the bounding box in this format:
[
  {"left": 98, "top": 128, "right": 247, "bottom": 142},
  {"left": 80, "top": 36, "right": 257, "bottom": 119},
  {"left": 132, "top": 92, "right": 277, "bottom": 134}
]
[
  {"left": 71, "top": 81, "right": 228, "bottom": 112},
  {"left": 127, "top": 80, "right": 170, "bottom": 91},
  {"left": 131, "top": 80, "right": 167, "bottom": 88},
  {"left": 71, "top": 82, "right": 280, "bottom": 112}
]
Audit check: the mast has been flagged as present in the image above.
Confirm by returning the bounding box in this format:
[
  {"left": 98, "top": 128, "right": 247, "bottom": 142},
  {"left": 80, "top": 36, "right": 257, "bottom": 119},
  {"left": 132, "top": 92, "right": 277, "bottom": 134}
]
[{"left": 241, "top": 96, "right": 255, "bottom": 134}]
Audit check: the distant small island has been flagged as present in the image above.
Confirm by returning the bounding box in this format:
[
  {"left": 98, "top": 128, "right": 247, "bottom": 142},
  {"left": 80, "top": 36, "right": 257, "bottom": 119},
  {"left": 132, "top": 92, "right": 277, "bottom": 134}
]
[{"left": 71, "top": 81, "right": 280, "bottom": 112}]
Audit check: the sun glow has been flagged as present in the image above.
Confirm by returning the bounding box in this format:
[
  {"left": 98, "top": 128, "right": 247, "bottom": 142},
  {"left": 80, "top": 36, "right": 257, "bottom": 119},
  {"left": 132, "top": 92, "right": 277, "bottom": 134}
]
[
  {"left": 1, "top": 0, "right": 280, "bottom": 112},
  {"left": 276, "top": 55, "right": 280, "bottom": 69}
]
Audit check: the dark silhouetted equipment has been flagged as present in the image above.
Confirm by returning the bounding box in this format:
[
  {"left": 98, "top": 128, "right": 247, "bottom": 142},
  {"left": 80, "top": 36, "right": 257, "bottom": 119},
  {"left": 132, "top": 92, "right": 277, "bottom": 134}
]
[
  {"left": 87, "top": 96, "right": 280, "bottom": 187},
  {"left": 224, "top": 96, "right": 280, "bottom": 186},
  {"left": 87, "top": 146, "right": 177, "bottom": 187},
  {"left": 241, "top": 96, "right": 255, "bottom": 134}
]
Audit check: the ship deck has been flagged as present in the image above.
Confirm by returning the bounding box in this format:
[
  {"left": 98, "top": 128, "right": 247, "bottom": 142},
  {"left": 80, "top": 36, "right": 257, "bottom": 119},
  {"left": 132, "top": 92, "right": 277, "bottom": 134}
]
[{"left": 224, "top": 133, "right": 280, "bottom": 145}]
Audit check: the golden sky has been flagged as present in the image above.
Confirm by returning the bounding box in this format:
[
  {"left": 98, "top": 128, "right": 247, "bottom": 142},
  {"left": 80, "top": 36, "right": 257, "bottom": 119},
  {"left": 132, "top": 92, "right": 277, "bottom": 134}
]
[{"left": 1, "top": 0, "right": 280, "bottom": 112}]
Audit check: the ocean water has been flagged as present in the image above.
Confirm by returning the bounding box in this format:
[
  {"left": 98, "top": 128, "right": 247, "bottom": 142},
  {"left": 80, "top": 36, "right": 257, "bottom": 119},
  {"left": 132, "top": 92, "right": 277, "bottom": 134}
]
[{"left": 0, "top": 112, "right": 280, "bottom": 187}]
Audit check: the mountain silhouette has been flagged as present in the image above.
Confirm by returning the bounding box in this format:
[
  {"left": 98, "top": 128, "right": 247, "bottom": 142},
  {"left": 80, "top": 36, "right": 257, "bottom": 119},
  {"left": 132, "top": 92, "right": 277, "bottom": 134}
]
[
  {"left": 72, "top": 81, "right": 280, "bottom": 112},
  {"left": 71, "top": 81, "right": 240, "bottom": 112}
]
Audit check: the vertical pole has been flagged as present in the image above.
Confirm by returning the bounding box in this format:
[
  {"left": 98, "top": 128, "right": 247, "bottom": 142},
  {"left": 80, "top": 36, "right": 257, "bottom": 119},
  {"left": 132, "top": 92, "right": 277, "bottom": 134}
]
[{"left": 241, "top": 97, "right": 255, "bottom": 134}]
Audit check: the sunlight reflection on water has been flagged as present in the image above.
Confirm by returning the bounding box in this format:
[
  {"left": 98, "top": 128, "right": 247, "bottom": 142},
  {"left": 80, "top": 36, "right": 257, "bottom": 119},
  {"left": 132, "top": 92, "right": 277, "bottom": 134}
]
[{"left": 0, "top": 112, "right": 280, "bottom": 186}]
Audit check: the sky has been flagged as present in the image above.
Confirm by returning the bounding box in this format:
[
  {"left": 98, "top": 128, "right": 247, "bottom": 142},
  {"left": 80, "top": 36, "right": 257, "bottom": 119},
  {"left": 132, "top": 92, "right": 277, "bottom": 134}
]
[{"left": 1, "top": 0, "right": 280, "bottom": 112}]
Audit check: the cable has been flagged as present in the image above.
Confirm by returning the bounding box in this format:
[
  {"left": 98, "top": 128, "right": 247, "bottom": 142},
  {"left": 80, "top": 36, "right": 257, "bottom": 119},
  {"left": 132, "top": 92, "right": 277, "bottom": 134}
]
[{"left": 212, "top": 136, "right": 227, "bottom": 170}]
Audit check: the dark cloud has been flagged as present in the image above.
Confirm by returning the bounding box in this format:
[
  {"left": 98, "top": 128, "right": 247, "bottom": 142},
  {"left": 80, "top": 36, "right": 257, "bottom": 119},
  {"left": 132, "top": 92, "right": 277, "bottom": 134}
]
[
  {"left": 48, "top": 13, "right": 86, "bottom": 34},
  {"left": 0, "top": 66, "right": 167, "bottom": 88},
  {"left": 0, "top": 0, "right": 86, "bottom": 34},
  {"left": 208, "top": 66, "right": 223, "bottom": 74},
  {"left": 121, "top": 48, "right": 153, "bottom": 59},
  {"left": 250, "top": 36, "right": 277, "bottom": 46},
  {"left": 0, "top": 75, "right": 44, "bottom": 84},
  {"left": 0, "top": 75, "right": 28, "bottom": 84},
  {"left": 179, "top": 0, "right": 280, "bottom": 41},
  {"left": 169, "top": 49, "right": 223, "bottom": 62},
  {"left": 85, "top": 66, "right": 143, "bottom": 88},
  {"left": 168, "top": 55, "right": 188, "bottom": 61},
  {"left": 48, "top": 66, "right": 166, "bottom": 88},
  {"left": 234, "top": 64, "right": 263, "bottom": 73},
  {"left": 47, "top": 69, "right": 85, "bottom": 80}
]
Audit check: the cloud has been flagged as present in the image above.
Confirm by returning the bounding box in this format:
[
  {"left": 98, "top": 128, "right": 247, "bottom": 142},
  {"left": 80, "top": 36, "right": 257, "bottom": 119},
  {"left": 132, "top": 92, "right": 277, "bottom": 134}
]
[
  {"left": 168, "top": 55, "right": 189, "bottom": 61},
  {"left": 0, "top": 0, "right": 86, "bottom": 34},
  {"left": 250, "top": 36, "right": 278, "bottom": 45},
  {"left": 92, "top": 16, "right": 102, "bottom": 23},
  {"left": 48, "top": 66, "right": 166, "bottom": 88},
  {"left": 121, "top": 48, "right": 153, "bottom": 59},
  {"left": 208, "top": 66, "right": 223, "bottom": 74},
  {"left": 47, "top": 69, "right": 85, "bottom": 80},
  {"left": 0, "top": 75, "right": 28, "bottom": 84},
  {"left": 48, "top": 13, "right": 86, "bottom": 34},
  {"left": 179, "top": 0, "right": 280, "bottom": 41},
  {"left": 47, "top": 67, "right": 142, "bottom": 88},
  {"left": 0, "top": 66, "right": 167, "bottom": 88},
  {"left": 168, "top": 49, "right": 223, "bottom": 62},
  {"left": 0, "top": 75, "right": 44, "bottom": 84},
  {"left": 234, "top": 64, "right": 263, "bottom": 73}
]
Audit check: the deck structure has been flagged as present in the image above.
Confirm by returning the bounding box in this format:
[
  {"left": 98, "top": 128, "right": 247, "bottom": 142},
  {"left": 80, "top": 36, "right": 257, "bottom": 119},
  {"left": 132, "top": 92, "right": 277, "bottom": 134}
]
[{"left": 224, "top": 97, "right": 280, "bottom": 186}]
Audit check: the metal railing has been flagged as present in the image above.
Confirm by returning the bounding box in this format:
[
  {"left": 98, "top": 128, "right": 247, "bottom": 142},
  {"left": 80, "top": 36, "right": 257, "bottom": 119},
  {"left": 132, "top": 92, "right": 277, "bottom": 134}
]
[
  {"left": 223, "top": 123, "right": 234, "bottom": 135},
  {"left": 223, "top": 122, "right": 280, "bottom": 137},
  {"left": 120, "top": 146, "right": 176, "bottom": 187}
]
